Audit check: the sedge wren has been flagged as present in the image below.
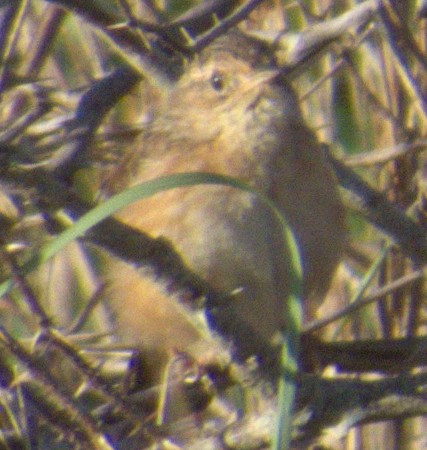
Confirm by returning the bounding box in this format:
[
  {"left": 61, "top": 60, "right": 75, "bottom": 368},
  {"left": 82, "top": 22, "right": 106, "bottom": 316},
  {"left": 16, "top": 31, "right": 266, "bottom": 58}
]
[{"left": 103, "top": 30, "right": 345, "bottom": 384}]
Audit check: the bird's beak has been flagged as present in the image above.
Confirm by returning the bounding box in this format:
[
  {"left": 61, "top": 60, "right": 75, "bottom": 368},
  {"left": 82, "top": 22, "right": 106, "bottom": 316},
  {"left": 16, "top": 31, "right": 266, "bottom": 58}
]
[{"left": 242, "top": 69, "right": 279, "bottom": 94}]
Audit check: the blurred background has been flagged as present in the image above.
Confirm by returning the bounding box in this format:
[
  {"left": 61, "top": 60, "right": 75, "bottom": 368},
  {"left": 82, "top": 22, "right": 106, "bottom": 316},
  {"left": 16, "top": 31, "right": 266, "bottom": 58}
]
[{"left": 0, "top": 1, "right": 427, "bottom": 449}]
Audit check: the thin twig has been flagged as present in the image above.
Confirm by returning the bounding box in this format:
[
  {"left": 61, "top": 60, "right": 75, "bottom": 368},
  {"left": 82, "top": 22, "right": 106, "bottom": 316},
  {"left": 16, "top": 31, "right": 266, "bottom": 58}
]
[
  {"left": 328, "top": 152, "right": 427, "bottom": 265},
  {"left": 0, "top": 246, "right": 52, "bottom": 327},
  {"left": 40, "top": 328, "right": 153, "bottom": 429},
  {"left": 379, "top": 2, "right": 427, "bottom": 114},
  {"left": 0, "top": 326, "right": 114, "bottom": 450},
  {"left": 23, "top": 5, "right": 66, "bottom": 77},
  {"left": 185, "top": 0, "right": 269, "bottom": 52},
  {"left": 342, "top": 140, "right": 427, "bottom": 167},
  {"left": 0, "top": 1, "right": 30, "bottom": 93},
  {"left": 304, "top": 269, "right": 424, "bottom": 333}
]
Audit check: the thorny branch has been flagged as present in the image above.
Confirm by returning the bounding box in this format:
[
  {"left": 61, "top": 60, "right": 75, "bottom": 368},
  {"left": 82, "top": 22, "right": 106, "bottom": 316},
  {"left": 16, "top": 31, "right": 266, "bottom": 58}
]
[{"left": 1, "top": 0, "right": 427, "bottom": 448}]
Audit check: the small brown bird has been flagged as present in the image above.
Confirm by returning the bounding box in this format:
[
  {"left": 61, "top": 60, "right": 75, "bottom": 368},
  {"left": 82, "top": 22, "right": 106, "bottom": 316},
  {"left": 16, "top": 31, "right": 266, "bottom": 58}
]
[{"left": 103, "top": 31, "right": 345, "bottom": 386}]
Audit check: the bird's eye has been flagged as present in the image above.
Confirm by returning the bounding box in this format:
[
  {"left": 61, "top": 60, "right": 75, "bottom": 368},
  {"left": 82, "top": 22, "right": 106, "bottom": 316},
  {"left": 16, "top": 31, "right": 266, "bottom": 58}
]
[{"left": 210, "top": 72, "right": 225, "bottom": 91}]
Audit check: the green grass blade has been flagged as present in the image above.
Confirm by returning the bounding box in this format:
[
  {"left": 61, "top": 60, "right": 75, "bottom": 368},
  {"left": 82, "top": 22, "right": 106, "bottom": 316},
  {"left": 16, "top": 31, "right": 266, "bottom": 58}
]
[{"left": 0, "top": 171, "right": 303, "bottom": 449}]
